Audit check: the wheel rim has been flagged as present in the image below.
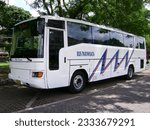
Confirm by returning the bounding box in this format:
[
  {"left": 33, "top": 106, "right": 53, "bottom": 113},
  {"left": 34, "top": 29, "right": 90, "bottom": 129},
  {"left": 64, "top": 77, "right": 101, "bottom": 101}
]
[
  {"left": 73, "top": 75, "right": 84, "bottom": 90},
  {"left": 129, "top": 68, "right": 133, "bottom": 78}
]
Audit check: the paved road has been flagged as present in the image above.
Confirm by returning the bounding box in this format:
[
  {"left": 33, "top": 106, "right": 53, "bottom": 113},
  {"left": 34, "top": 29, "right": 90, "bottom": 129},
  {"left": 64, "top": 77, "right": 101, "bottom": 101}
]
[{"left": 0, "top": 65, "right": 150, "bottom": 113}]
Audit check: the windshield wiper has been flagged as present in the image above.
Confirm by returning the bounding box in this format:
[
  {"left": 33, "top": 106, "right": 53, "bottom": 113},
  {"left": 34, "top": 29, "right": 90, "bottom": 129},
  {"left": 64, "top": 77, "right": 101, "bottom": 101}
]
[{"left": 26, "top": 57, "right": 32, "bottom": 62}]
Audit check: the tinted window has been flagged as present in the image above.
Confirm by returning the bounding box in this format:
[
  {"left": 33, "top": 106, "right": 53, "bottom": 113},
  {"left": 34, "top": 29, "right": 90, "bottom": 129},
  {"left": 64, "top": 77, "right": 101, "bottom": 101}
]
[
  {"left": 139, "top": 38, "right": 145, "bottom": 49},
  {"left": 67, "top": 22, "right": 93, "bottom": 46},
  {"left": 48, "top": 20, "right": 65, "bottom": 29},
  {"left": 92, "top": 27, "right": 110, "bottom": 45},
  {"left": 135, "top": 37, "right": 145, "bottom": 49},
  {"left": 49, "top": 29, "right": 64, "bottom": 70},
  {"left": 124, "top": 34, "right": 134, "bottom": 48},
  {"left": 135, "top": 37, "right": 139, "bottom": 48},
  {"left": 109, "top": 31, "right": 124, "bottom": 47}
]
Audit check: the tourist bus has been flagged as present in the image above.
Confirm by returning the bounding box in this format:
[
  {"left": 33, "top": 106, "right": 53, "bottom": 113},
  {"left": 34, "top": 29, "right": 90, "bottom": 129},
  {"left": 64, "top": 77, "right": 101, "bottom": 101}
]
[{"left": 9, "top": 16, "right": 146, "bottom": 93}]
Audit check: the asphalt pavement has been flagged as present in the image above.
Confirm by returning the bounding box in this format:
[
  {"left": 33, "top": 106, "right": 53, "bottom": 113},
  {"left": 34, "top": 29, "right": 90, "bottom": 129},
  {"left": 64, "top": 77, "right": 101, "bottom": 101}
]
[{"left": 0, "top": 65, "right": 150, "bottom": 113}]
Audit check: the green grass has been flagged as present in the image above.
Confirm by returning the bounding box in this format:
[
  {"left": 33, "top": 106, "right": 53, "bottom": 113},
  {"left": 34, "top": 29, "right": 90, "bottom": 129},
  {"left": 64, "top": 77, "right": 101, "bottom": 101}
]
[
  {"left": 146, "top": 59, "right": 150, "bottom": 64},
  {"left": 0, "top": 62, "right": 9, "bottom": 69},
  {"left": 0, "top": 62, "right": 9, "bottom": 78}
]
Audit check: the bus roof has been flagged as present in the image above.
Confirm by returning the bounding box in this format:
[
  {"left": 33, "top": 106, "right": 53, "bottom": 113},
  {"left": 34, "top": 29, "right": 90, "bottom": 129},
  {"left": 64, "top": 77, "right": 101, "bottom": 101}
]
[
  {"left": 42, "top": 15, "right": 145, "bottom": 39},
  {"left": 14, "top": 17, "right": 38, "bottom": 26},
  {"left": 15, "top": 15, "right": 144, "bottom": 39}
]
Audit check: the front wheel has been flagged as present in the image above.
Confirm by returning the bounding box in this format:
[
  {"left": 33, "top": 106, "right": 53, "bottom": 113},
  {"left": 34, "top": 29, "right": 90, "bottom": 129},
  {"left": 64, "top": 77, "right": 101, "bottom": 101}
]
[
  {"left": 69, "top": 71, "right": 86, "bottom": 93},
  {"left": 126, "top": 66, "right": 134, "bottom": 80}
]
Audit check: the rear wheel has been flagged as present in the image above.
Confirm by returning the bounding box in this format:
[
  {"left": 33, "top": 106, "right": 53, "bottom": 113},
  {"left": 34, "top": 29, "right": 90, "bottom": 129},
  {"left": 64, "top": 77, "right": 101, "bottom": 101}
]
[
  {"left": 126, "top": 66, "right": 134, "bottom": 80},
  {"left": 69, "top": 71, "right": 86, "bottom": 93}
]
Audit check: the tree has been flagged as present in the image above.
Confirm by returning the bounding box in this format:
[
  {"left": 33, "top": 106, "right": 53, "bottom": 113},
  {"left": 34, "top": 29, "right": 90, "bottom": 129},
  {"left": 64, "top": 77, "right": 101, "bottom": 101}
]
[
  {"left": 92, "top": 1, "right": 150, "bottom": 38},
  {"left": 0, "top": 0, "right": 31, "bottom": 54},
  {"left": 0, "top": 0, "right": 31, "bottom": 35},
  {"left": 29, "top": 0, "right": 92, "bottom": 18}
]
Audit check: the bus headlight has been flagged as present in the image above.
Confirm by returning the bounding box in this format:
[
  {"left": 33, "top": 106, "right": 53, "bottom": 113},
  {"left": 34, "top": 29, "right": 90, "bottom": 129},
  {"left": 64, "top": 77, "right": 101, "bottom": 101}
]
[{"left": 32, "top": 72, "right": 43, "bottom": 78}]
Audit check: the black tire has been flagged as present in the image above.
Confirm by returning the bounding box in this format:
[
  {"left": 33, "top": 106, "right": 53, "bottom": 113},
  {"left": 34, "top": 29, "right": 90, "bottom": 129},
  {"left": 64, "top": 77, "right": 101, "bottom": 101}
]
[
  {"left": 69, "top": 71, "right": 86, "bottom": 93},
  {"left": 126, "top": 66, "right": 134, "bottom": 80}
]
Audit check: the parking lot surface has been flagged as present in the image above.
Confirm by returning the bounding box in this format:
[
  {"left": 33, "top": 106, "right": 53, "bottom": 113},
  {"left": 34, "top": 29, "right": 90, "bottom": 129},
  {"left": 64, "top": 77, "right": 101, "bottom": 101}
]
[{"left": 0, "top": 65, "right": 150, "bottom": 113}]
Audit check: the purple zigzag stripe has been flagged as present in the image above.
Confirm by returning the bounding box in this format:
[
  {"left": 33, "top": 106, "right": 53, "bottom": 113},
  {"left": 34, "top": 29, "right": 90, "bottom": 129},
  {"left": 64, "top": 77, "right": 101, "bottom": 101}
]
[{"left": 89, "top": 49, "right": 134, "bottom": 81}]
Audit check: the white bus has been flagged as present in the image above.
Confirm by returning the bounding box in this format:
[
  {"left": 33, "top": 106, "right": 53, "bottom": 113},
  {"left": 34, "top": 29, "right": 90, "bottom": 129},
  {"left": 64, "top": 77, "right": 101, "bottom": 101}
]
[{"left": 9, "top": 16, "right": 146, "bottom": 93}]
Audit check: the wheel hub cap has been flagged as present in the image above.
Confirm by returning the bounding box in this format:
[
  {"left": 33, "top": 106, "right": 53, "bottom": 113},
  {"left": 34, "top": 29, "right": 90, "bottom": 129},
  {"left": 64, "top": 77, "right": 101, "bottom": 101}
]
[{"left": 73, "top": 75, "right": 83, "bottom": 89}]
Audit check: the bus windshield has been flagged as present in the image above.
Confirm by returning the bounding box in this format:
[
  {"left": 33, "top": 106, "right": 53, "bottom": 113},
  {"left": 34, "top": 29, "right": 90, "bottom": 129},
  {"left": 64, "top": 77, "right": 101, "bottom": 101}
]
[{"left": 11, "top": 18, "right": 45, "bottom": 58}]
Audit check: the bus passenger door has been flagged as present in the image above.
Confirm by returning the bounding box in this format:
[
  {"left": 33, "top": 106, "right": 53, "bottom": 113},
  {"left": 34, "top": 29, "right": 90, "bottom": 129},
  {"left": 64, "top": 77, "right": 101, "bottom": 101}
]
[{"left": 46, "top": 28, "right": 69, "bottom": 88}]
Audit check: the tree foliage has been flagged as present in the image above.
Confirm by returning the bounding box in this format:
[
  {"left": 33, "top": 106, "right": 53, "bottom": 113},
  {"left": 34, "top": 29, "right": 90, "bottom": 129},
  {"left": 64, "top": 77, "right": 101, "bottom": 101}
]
[
  {"left": 30, "top": 0, "right": 150, "bottom": 34},
  {"left": 91, "top": 0, "right": 149, "bottom": 36},
  {"left": 0, "top": 0, "right": 31, "bottom": 35}
]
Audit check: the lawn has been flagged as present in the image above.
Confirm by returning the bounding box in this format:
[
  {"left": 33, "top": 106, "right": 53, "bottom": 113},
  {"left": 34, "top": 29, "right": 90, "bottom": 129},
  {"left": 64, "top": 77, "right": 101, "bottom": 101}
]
[
  {"left": 0, "top": 62, "right": 9, "bottom": 69},
  {"left": 0, "top": 62, "right": 9, "bottom": 79},
  {"left": 0, "top": 62, "right": 9, "bottom": 74}
]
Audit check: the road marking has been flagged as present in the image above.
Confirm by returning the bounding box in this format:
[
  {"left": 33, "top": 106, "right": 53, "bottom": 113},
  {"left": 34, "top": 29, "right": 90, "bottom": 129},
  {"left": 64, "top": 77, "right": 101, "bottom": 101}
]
[
  {"left": 25, "top": 93, "right": 39, "bottom": 108},
  {"left": 14, "top": 86, "right": 117, "bottom": 113},
  {"left": 15, "top": 95, "right": 81, "bottom": 113}
]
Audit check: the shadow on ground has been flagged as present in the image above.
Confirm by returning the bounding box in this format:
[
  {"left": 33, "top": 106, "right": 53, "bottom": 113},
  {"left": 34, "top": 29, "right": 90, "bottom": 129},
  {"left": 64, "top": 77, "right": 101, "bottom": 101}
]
[
  {"left": 24, "top": 72, "right": 150, "bottom": 113},
  {"left": 0, "top": 66, "right": 150, "bottom": 113}
]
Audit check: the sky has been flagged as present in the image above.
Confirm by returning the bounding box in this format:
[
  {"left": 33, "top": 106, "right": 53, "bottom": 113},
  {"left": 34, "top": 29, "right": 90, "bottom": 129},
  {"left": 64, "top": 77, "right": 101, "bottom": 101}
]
[
  {"left": 9, "top": 0, "right": 150, "bottom": 17},
  {"left": 146, "top": 4, "right": 150, "bottom": 10},
  {"left": 9, "top": 0, "right": 39, "bottom": 17}
]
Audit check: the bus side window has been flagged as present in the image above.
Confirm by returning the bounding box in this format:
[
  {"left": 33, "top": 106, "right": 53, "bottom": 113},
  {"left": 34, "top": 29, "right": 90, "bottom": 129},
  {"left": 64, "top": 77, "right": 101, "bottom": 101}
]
[
  {"left": 140, "top": 42, "right": 145, "bottom": 49},
  {"left": 135, "top": 37, "right": 139, "bottom": 49},
  {"left": 92, "top": 27, "right": 110, "bottom": 45},
  {"left": 139, "top": 38, "right": 145, "bottom": 49},
  {"left": 124, "top": 34, "right": 134, "bottom": 48},
  {"left": 47, "top": 20, "right": 65, "bottom": 29},
  {"left": 109, "top": 31, "right": 124, "bottom": 47},
  {"left": 67, "top": 22, "right": 93, "bottom": 46},
  {"left": 135, "top": 37, "right": 145, "bottom": 49}
]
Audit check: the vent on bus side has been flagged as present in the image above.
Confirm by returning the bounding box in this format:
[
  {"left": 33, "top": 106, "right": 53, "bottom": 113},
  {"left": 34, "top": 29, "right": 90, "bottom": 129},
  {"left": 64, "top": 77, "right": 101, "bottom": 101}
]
[{"left": 140, "top": 59, "right": 144, "bottom": 69}]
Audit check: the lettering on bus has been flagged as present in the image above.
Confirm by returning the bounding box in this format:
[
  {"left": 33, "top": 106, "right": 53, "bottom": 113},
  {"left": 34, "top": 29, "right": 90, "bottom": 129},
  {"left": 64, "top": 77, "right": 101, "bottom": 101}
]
[{"left": 77, "top": 51, "right": 95, "bottom": 56}]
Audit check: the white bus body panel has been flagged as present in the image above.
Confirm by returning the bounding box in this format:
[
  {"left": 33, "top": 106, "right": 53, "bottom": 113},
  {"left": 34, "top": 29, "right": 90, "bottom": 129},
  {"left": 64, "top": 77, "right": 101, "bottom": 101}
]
[
  {"left": 58, "top": 44, "right": 146, "bottom": 84},
  {"left": 9, "top": 46, "right": 146, "bottom": 89},
  {"left": 9, "top": 60, "right": 47, "bottom": 89}
]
